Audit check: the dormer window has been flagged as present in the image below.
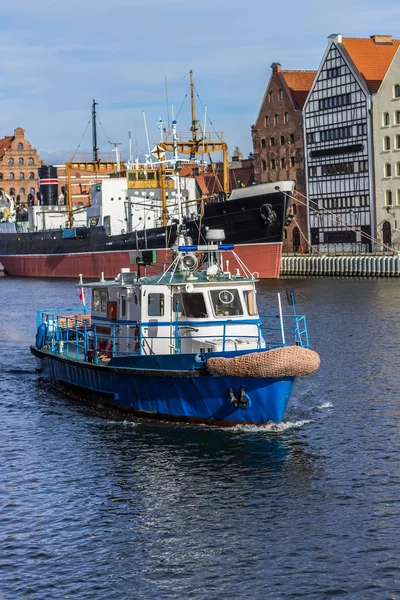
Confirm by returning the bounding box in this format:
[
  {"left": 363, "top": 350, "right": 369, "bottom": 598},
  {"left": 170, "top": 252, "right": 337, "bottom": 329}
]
[{"left": 17, "top": 142, "right": 23, "bottom": 150}]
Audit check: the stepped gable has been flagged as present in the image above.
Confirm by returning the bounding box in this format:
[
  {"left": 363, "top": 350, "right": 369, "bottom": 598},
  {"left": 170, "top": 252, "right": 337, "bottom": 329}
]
[
  {"left": 342, "top": 36, "right": 400, "bottom": 93},
  {"left": 280, "top": 70, "right": 317, "bottom": 109}
]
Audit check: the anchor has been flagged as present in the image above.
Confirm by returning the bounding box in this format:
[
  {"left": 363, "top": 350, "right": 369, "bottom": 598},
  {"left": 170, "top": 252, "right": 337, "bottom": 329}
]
[{"left": 228, "top": 385, "right": 251, "bottom": 408}]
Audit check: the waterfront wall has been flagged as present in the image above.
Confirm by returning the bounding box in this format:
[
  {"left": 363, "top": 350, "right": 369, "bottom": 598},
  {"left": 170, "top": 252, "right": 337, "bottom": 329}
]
[{"left": 281, "top": 255, "right": 400, "bottom": 277}]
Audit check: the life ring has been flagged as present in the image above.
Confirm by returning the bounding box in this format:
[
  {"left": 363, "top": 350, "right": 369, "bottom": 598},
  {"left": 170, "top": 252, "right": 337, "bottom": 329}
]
[{"left": 297, "top": 245, "right": 304, "bottom": 253}]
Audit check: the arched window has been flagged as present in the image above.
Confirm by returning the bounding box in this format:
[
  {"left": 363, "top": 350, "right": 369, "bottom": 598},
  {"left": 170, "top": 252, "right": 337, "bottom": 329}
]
[
  {"left": 279, "top": 89, "right": 283, "bottom": 100},
  {"left": 274, "top": 114, "right": 279, "bottom": 125},
  {"left": 383, "top": 221, "right": 392, "bottom": 245},
  {"left": 281, "top": 158, "right": 286, "bottom": 168},
  {"left": 396, "top": 111, "right": 400, "bottom": 125},
  {"left": 28, "top": 172, "right": 34, "bottom": 180},
  {"left": 0, "top": 173, "right": 3, "bottom": 180},
  {"left": 394, "top": 84, "right": 400, "bottom": 98},
  {"left": 270, "top": 137, "right": 275, "bottom": 147},
  {"left": 19, "top": 172, "right": 24, "bottom": 180},
  {"left": 265, "top": 116, "right": 270, "bottom": 127},
  {"left": 8, "top": 158, "right": 14, "bottom": 165},
  {"left": 261, "top": 139, "right": 266, "bottom": 148},
  {"left": 269, "top": 91, "right": 274, "bottom": 102},
  {"left": 280, "top": 135, "right": 285, "bottom": 145},
  {"left": 397, "top": 162, "right": 400, "bottom": 176},
  {"left": 397, "top": 189, "right": 400, "bottom": 205},
  {"left": 386, "top": 190, "right": 393, "bottom": 205},
  {"left": 19, "top": 187, "right": 25, "bottom": 195},
  {"left": 383, "top": 112, "right": 390, "bottom": 126},
  {"left": 18, "top": 157, "right": 24, "bottom": 165},
  {"left": 29, "top": 187, "right": 35, "bottom": 195},
  {"left": 385, "top": 163, "right": 392, "bottom": 177},
  {"left": 17, "top": 142, "right": 23, "bottom": 150},
  {"left": 284, "top": 112, "right": 289, "bottom": 123},
  {"left": 27, "top": 157, "right": 34, "bottom": 165},
  {"left": 384, "top": 136, "right": 391, "bottom": 150},
  {"left": 396, "top": 135, "right": 400, "bottom": 149},
  {"left": 9, "top": 187, "right": 15, "bottom": 195},
  {"left": 8, "top": 173, "right": 14, "bottom": 180}
]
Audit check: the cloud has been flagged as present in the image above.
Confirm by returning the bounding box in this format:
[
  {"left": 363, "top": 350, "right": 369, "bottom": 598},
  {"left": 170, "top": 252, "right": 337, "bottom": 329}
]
[{"left": 0, "top": 0, "right": 399, "bottom": 159}]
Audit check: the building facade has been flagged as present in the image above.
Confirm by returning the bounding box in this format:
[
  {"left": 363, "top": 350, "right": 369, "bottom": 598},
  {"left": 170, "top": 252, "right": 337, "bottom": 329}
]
[
  {"left": 304, "top": 34, "right": 400, "bottom": 251},
  {"left": 252, "top": 63, "right": 316, "bottom": 252},
  {"left": 0, "top": 128, "right": 42, "bottom": 205}
]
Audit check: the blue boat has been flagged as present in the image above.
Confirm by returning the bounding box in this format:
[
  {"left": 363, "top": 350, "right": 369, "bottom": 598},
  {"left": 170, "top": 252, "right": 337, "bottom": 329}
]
[{"left": 31, "top": 225, "right": 320, "bottom": 426}]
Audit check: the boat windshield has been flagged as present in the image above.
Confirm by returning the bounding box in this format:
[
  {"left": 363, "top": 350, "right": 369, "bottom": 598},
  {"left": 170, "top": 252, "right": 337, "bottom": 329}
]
[
  {"left": 180, "top": 292, "right": 208, "bottom": 318},
  {"left": 210, "top": 289, "right": 243, "bottom": 317}
]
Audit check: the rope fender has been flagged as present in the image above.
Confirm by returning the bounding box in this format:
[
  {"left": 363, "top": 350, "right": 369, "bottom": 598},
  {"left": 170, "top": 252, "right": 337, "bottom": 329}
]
[{"left": 207, "top": 346, "right": 320, "bottom": 378}]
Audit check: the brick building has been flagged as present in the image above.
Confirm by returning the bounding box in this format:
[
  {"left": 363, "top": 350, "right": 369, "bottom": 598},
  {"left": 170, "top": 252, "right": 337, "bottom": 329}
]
[
  {"left": 0, "top": 127, "right": 42, "bottom": 205},
  {"left": 252, "top": 64, "right": 316, "bottom": 252}
]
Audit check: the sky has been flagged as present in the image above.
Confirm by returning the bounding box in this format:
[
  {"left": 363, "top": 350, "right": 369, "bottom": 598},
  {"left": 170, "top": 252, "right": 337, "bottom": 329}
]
[{"left": 0, "top": 0, "right": 399, "bottom": 163}]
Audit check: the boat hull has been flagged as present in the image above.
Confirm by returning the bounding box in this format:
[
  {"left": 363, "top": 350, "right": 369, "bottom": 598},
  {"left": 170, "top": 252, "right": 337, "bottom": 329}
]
[
  {"left": 0, "top": 241, "right": 282, "bottom": 279},
  {"left": 32, "top": 347, "right": 295, "bottom": 426}
]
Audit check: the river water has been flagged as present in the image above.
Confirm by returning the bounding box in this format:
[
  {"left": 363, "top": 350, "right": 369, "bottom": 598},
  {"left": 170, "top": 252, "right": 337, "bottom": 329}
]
[{"left": 1, "top": 275, "right": 400, "bottom": 599}]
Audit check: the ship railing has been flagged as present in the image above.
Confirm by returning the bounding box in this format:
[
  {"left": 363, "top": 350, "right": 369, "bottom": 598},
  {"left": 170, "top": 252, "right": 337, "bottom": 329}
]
[{"left": 36, "top": 310, "right": 309, "bottom": 363}]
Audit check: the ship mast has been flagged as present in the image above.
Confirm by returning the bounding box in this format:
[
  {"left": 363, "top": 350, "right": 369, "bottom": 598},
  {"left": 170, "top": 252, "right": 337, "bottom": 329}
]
[
  {"left": 92, "top": 99, "right": 99, "bottom": 162},
  {"left": 190, "top": 70, "right": 198, "bottom": 151}
]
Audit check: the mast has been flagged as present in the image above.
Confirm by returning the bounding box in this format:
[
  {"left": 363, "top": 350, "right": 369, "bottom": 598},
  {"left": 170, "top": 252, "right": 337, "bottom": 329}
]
[
  {"left": 190, "top": 70, "right": 198, "bottom": 158},
  {"left": 92, "top": 99, "right": 99, "bottom": 162}
]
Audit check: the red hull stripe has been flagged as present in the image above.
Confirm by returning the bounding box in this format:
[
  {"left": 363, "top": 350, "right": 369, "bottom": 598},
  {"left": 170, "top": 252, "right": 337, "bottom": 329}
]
[
  {"left": 0, "top": 243, "right": 283, "bottom": 279},
  {"left": 39, "top": 179, "right": 58, "bottom": 185}
]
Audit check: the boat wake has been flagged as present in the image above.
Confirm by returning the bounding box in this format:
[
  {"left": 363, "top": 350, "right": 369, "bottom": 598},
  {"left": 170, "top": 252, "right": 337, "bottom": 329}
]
[
  {"left": 317, "top": 401, "right": 333, "bottom": 409},
  {"left": 229, "top": 419, "right": 313, "bottom": 434}
]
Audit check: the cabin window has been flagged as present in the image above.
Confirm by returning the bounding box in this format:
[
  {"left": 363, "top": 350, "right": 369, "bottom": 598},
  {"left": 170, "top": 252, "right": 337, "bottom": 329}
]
[
  {"left": 181, "top": 292, "right": 207, "bottom": 318},
  {"left": 100, "top": 290, "right": 108, "bottom": 312},
  {"left": 148, "top": 293, "right": 164, "bottom": 316},
  {"left": 210, "top": 289, "right": 243, "bottom": 317},
  {"left": 128, "top": 172, "right": 137, "bottom": 180},
  {"left": 93, "top": 290, "right": 101, "bottom": 312},
  {"left": 147, "top": 172, "right": 155, "bottom": 180},
  {"left": 244, "top": 290, "right": 258, "bottom": 316},
  {"left": 121, "top": 295, "right": 126, "bottom": 317}
]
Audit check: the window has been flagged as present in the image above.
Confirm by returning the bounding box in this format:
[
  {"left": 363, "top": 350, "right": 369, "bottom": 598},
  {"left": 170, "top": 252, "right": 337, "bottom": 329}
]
[
  {"left": 320, "top": 126, "right": 353, "bottom": 141},
  {"left": 290, "top": 133, "right": 295, "bottom": 144},
  {"left": 181, "top": 292, "right": 207, "bottom": 318},
  {"left": 270, "top": 137, "right": 275, "bottom": 147},
  {"left": 29, "top": 172, "right": 34, "bottom": 180},
  {"left": 19, "top": 187, "right": 25, "bottom": 195},
  {"left": 308, "top": 166, "right": 317, "bottom": 177},
  {"left": 148, "top": 293, "right": 165, "bottom": 316},
  {"left": 9, "top": 187, "right": 15, "bottom": 195},
  {"left": 321, "top": 162, "right": 354, "bottom": 176},
  {"left": 396, "top": 111, "right": 400, "bottom": 125},
  {"left": 274, "top": 114, "right": 279, "bottom": 125},
  {"left": 327, "top": 67, "right": 341, "bottom": 78},
  {"left": 284, "top": 112, "right": 289, "bottom": 123},
  {"left": 244, "top": 290, "right": 257, "bottom": 316},
  {"left": 307, "top": 132, "right": 315, "bottom": 144},
  {"left": 386, "top": 190, "right": 393, "bottom": 206},
  {"left": 30, "top": 187, "right": 35, "bottom": 195},
  {"left": 0, "top": 173, "right": 2, "bottom": 180},
  {"left": 357, "top": 123, "right": 367, "bottom": 136},
  {"left": 27, "top": 158, "right": 34, "bottom": 165},
  {"left": 261, "top": 138, "right": 266, "bottom": 148},
  {"left": 271, "top": 159, "right": 276, "bottom": 170},
  {"left": 92, "top": 290, "right": 100, "bottom": 312},
  {"left": 121, "top": 295, "right": 126, "bottom": 317},
  {"left": 265, "top": 116, "right": 270, "bottom": 127},
  {"left": 279, "top": 89, "right": 283, "bottom": 100},
  {"left": 17, "top": 142, "right": 23, "bottom": 150},
  {"left": 383, "top": 112, "right": 390, "bottom": 126},
  {"left": 359, "top": 160, "right": 368, "bottom": 172},
  {"left": 290, "top": 156, "right": 295, "bottom": 167},
  {"left": 293, "top": 203, "right": 297, "bottom": 215},
  {"left": 210, "top": 289, "right": 243, "bottom": 317},
  {"left": 384, "top": 136, "right": 391, "bottom": 150},
  {"left": 319, "top": 93, "right": 351, "bottom": 110},
  {"left": 281, "top": 158, "right": 286, "bottom": 168},
  {"left": 385, "top": 163, "right": 392, "bottom": 177},
  {"left": 262, "top": 160, "right": 267, "bottom": 171},
  {"left": 8, "top": 158, "right": 14, "bottom": 165},
  {"left": 280, "top": 135, "right": 285, "bottom": 145},
  {"left": 397, "top": 190, "right": 400, "bottom": 205},
  {"left": 269, "top": 91, "right": 274, "bottom": 102},
  {"left": 18, "top": 157, "right": 24, "bottom": 165},
  {"left": 8, "top": 173, "right": 14, "bottom": 180},
  {"left": 397, "top": 162, "right": 400, "bottom": 176},
  {"left": 19, "top": 172, "right": 24, "bottom": 180},
  {"left": 394, "top": 84, "right": 400, "bottom": 98},
  {"left": 396, "top": 135, "right": 400, "bottom": 149}
]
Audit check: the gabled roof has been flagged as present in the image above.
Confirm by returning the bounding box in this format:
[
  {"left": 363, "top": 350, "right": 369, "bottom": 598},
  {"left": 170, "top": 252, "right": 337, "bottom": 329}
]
[
  {"left": 281, "top": 71, "right": 317, "bottom": 108},
  {"left": 0, "top": 136, "right": 14, "bottom": 159},
  {"left": 342, "top": 37, "right": 400, "bottom": 93}
]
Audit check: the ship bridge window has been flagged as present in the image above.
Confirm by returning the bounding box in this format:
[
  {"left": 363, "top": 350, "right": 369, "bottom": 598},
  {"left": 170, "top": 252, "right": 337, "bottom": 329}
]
[
  {"left": 128, "top": 172, "right": 137, "bottom": 180},
  {"left": 138, "top": 171, "right": 146, "bottom": 180},
  {"left": 244, "top": 290, "right": 258, "bottom": 316},
  {"left": 147, "top": 172, "right": 155, "bottom": 180},
  {"left": 92, "top": 289, "right": 108, "bottom": 313},
  {"left": 181, "top": 292, "right": 207, "bottom": 318},
  {"left": 210, "top": 289, "right": 243, "bottom": 317},
  {"left": 148, "top": 293, "right": 165, "bottom": 316}
]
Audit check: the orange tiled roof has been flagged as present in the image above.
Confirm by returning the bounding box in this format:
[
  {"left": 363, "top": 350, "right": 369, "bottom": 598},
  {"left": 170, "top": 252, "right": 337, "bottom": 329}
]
[
  {"left": 281, "top": 71, "right": 317, "bottom": 108},
  {"left": 342, "top": 37, "right": 400, "bottom": 93},
  {"left": 0, "top": 136, "right": 14, "bottom": 159}
]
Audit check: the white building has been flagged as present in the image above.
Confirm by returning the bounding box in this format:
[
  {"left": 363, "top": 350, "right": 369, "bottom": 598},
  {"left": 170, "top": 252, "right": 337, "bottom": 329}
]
[{"left": 304, "top": 34, "right": 400, "bottom": 251}]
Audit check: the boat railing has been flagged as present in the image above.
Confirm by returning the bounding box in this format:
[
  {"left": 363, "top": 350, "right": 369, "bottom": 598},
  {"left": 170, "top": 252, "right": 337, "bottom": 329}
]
[{"left": 36, "top": 309, "right": 309, "bottom": 363}]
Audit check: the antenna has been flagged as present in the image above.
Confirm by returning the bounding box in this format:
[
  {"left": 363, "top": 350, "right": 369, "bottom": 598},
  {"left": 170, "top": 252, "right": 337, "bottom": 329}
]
[
  {"left": 143, "top": 111, "right": 151, "bottom": 157},
  {"left": 92, "top": 99, "right": 99, "bottom": 162},
  {"left": 128, "top": 131, "right": 132, "bottom": 167},
  {"left": 111, "top": 142, "right": 122, "bottom": 171}
]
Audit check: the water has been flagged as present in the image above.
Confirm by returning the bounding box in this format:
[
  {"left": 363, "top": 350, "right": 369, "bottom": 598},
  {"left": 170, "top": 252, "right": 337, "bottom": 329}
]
[{"left": 1, "top": 276, "right": 400, "bottom": 599}]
